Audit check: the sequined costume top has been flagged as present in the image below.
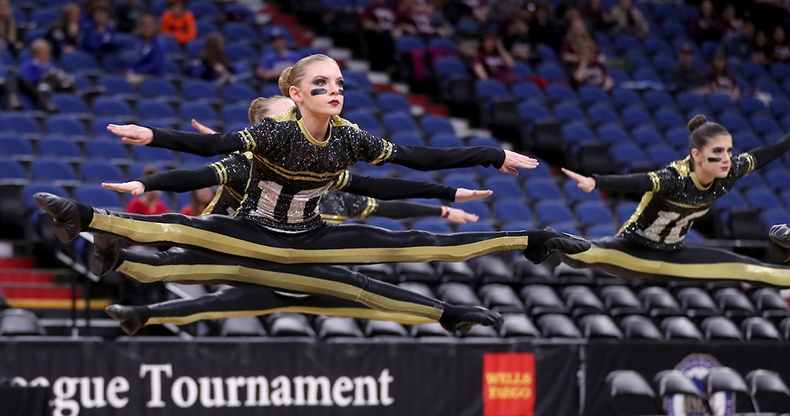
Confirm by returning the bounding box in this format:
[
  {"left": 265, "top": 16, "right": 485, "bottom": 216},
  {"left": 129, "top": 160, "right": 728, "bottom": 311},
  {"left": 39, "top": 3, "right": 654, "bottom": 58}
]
[
  {"left": 610, "top": 154, "right": 755, "bottom": 251},
  {"left": 149, "top": 107, "right": 505, "bottom": 233}
]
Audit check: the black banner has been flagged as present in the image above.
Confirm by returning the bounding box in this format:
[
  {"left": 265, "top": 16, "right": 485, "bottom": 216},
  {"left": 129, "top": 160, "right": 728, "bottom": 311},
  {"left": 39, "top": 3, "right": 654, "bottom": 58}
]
[
  {"left": 0, "top": 339, "right": 579, "bottom": 416},
  {"left": 582, "top": 340, "right": 790, "bottom": 416}
]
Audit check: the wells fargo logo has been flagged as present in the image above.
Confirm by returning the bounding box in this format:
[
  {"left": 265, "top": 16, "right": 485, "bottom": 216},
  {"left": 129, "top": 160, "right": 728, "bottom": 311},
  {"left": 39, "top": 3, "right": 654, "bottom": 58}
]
[{"left": 482, "top": 353, "right": 535, "bottom": 416}]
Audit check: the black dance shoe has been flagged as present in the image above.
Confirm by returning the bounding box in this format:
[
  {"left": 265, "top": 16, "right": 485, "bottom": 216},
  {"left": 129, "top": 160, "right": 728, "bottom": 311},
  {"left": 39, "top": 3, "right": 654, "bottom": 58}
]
[
  {"left": 105, "top": 304, "right": 143, "bottom": 336},
  {"left": 440, "top": 306, "right": 502, "bottom": 334},
  {"left": 524, "top": 228, "right": 592, "bottom": 264},
  {"left": 32, "top": 192, "right": 84, "bottom": 243},
  {"left": 90, "top": 233, "right": 121, "bottom": 277}
]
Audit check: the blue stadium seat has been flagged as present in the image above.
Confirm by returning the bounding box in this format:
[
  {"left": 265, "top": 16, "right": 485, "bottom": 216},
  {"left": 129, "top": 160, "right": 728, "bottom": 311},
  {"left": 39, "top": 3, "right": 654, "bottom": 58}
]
[
  {"left": 708, "top": 93, "right": 736, "bottom": 114},
  {"left": 598, "top": 123, "right": 631, "bottom": 146},
  {"left": 545, "top": 84, "right": 577, "bottom": 104},
  {"left": 180, "top": 102, "right": 218, "bottom": 123},
  {"left": 31, "top": 159, "right": 76, "bottom": 182},
  {"left": 587, "top": 105, "right": 619, "bottom": 127},
  {"left": 224, "top": 22, "right": 258, "bottom": 43},
  {"left": 344, "top": 111, "right": 382, "bottom": 136},
  {"left": 611, "top": 143, "right": 647, "bottom": 170},
  {"left": 511, "top": 81, "right": 543, "bottom": 101},
  {"left": 23, "top": 183, "right": 69, "bottom": 210},
  {"left": 443, "top": 173, "right": 480, "bottom": 190},
  {"left": 469, "top": 136, "right": 500, "bottom": 147},
  {"left": 746, "top": 187, "right": 781, "bottom": 211},
  {"left": 456, "top": 200, "right": 491, "bottom": 221},
  {"left": 50, "top": 93, "right": 91, "bottom": 118},
  {"left": 739, "top": 96, "right": 767, "bottom": 117},
  {"left": 762, "top": 208, "right": 790, "bottom": 228},
  {"left": 525, "top": 177, "right": 563, "bottom": 201},
  {"left": 433, "top": 57, "right": 468, "bottom": 84},
  {"left": 518, "top": 101, "right": 552, "bottom": 122},
  {"left": 382, "top": 113, "right": 419, "bottom": 134},
  {"left": 190, "top": 1, "right": 221, "bottom": 20},
  {"left": 654, "top": 108, "right": 685, "bottom": 132},
  {"left": 31, "top": 8, "right": 60, "bottom": 29},
  {"left": 562, "top": 123, "right": 595, "bottom": 145},
  {"left": 554, "top": 103, "right": 585, "bottom": 123},
  {"left": 0, "top": 160, "right": 27, "bottom": 183},
  {"left": 765, "top": 169, "right": 790, "bottom": 192},
  {"left": 586, "top": 224, "right": 618, "bottom": 239},
  {"left": 616, "top": 201, "right": 638, "bottom": 224},
  {"left": 675, "top": 91, "right": 706, "bottom": 113},
  {"left": 578, "top": 85, "right": 608, "bottom": 107},
  {"left": 390, "top": 131, "right": 425, "bottom": 147},
  {"left": 223, "top": 103, "right": 252, "bottom": 124},
  {"left": 536, "top": 62, "right": 567, "bottom": 82},
  {"left": 429, "top": 133, "right": 464, "bottom": 148},
  {"left": 81, "top": 160, "right": 126, "bottom": 183},
  {"left": 181, "top": 80, "right": 220, "bottom": 103},
  {"left": 564, "top": 180, "right": 602, "bottom": 203},
  {"left": 770, "top": 97, "right": 790, "bottom": 119},
  {"left": 93, "top": 97, "right": 134, "bottom": 118},
  {"left": 139, "top": 78, "right": 179, "bottom": 100},
  {"left": 716, "top": 189, "right": 747, "bottom": 211},
  {"left": 643, "top": 90, "right": 674, "bottom": 110},
  {"left": 647, "top": 144, "right": 679, "bottom": 167},
  {"left": 223, "top": 83, "right": 257, "bottom": 103},
  {"left": 535, "top": 200, "right": 575, "bottom": 225},
  {"left": 343, "top": 71, "right": 372, "bottom": 92},
  {"left": 752, "top": 114, "right": 782, "bottom": 137},
  {"left": 343, "top": 91, "right": 376, "bottom": 113},
  {"left": 377, "top": 92, "right": 411, "bottom": 113},
  {"left": 75, "top": 185, "right": 123, "bottom": 210},
  {"left": 45, "top": 115, "right": 87, "bottom": 138},
  {"left": 137, "top": 100, "right": 177, "bottom": 121},
  {"left": 484, "top": 176, "right": 522, "bottom": 200},
  {"left": 734, "top": 170, "right": 767, "bottom": 191},
  {"left": 0, "top": 112, "right": 40, "bottom": 135},
  {"left": 421, "top": 115, "right": 454, "bottom": 136},
  {"left": 475, "top": 79, "right": 510, "bottom": 104},
  {"left": 395, "top": 34, "right": 424, "bottom": 53},
  {"left": 610, "top": 88, "right": 642, "bottom": 108},
  {"left": 576, "top": 201, "right": 615, "bottom": 227},
  {"left": 631, "top": 126, "right": 664, "bottom": 147},
  {"left": 0, "top": 136, "right": 35, "bottom": 160},
  {"left": 37, "top": 137, "right": 81, "bottom": 160},
  {"left": 494, "top": 200, "right": 533, "bottom": 223},
  {"left": 652, "top": 54, "right": 676, "bottom": 75},
  {"left": 85, "top": 140, "right": 130, "bottom": 162},
  {"left": 60, "top": 51, "right": 99, "bottom": 75},
  {"left": 621, "top": 107, "right": 653, "bottom": 129},
  {"left": 666, "top": 127, "right": 690, "bottom": 151}
]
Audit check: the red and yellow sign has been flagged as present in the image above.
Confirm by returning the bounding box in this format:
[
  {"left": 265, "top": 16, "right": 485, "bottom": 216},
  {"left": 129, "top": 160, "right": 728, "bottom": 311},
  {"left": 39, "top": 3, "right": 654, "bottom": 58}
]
[{"left": 483, "top": 353, "right": 536, "bottom": 416}]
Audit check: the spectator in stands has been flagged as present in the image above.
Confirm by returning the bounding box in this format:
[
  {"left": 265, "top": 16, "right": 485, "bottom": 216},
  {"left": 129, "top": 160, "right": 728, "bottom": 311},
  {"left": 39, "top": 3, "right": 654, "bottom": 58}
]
[
  {"left": 126, "top": 14, "right": 165, "bottom": 84},
  {"left": 752, "top": 29, "right": 772, "bottom": 65},
  {"left": 718, "top": 4, "right": 741, "bottom": 38},
  {"left": 690, "top": 0, "right": 722, "bottom": 43},
  {"left": 667, "top": 42, "right": 706, "bottom": 92},
  {"left": 191, "top": 33, "right": 236, "bottom": 85},
  {"left": 81, "top": 5, "right": 120, "bottom": 55},
  {"left": 570, "top": 38, "right": 612, "bottom": 91},
  {"left": 46, "top": 3, "right": 82, "bottom": 60},
  {"left": 160, "top": 0, "right": 196, "bottom": 45},
  {"left": 561, "top": 18, "right": 605, "bottom": 69},
  {"left": 472, "top": 31, "right": 516, "bottom": 85},
  {"left": 501, "top": 16, "right": 537, "bottom": 64},
  {"left": 529, "top": 2, "right": 562, "bottom": 50},
  {"left": 11, "top": 39, "right": 71, "bottom": 112},
  {"left": 720, "top": 20, "right": 755, "bottom": 62},
  {"left": 125, "top": 166, "right": 169, "bottom": 215},
  {"left": 180, "top": 187, "right": 214, "bottom": 216},
  {"left": 255, "top": 28, "right": 299, "bottom": 81},
  {"left": 706, "top": 51, "right": 741, "bottom": 100},
  {"left": 609, "top": 0, "right": 649, "bottom": 38},
  {"left": 395, "top": 0, "right": 453, "bottom": 39},
  {"left": 0, "top": 0, "right": 22, "bottom": 57},
  {"left": 114, "top": 0, "right": 145, "bottom": 34},
  {"left": 770, "top": 25, "right": 790, "bottom": 62},
  {"left": 360, "top": 0, "right": 398, "bottom": 72},
  {"left": 582, "top": 0, "right": 612, "bottom": 32}
]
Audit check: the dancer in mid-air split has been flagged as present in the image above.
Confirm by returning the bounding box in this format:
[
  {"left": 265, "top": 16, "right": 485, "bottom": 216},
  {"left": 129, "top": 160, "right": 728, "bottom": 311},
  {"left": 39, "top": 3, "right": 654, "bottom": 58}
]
[
  {"left": 560, "top": 114, "right": 790, "bottom": 286},
  {"left": 36, "top": 54, "right": 590, "bottom": 333}
]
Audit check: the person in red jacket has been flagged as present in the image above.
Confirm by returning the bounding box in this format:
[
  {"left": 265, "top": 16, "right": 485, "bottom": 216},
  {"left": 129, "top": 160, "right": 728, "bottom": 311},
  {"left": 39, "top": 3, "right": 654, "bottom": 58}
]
[
  {"left": 125, "top": 166, "right": 170, "bottom": 215},
  {"left": 159, "top": 0, "right": 196, "bottom": 45}
]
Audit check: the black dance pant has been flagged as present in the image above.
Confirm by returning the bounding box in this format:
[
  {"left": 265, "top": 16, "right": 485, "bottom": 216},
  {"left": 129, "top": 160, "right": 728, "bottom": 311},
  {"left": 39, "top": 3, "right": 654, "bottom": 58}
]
[
  {"left": 562, "top": 237, "right": 790, "bottom": 287},
  {"left": 88, "top": 210, "right": 531, "bottom": 264},
  {"left": 145, "top": 284, "right": 433, "bottom": 327},
  {"left": 117, "top": 247, "right": 446, "bottom": 322}
]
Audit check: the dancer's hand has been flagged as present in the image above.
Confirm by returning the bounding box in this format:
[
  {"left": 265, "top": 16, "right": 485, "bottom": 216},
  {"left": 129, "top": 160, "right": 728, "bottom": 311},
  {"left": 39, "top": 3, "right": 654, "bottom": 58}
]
[
  {"left": 191, "top": 118, "right": 216, "bottom": 134},
  {"left": 107, "top": 124, "right": 153, "bottom": 146},
  {"left": 444, "top": 207, "right": 479, "bottom": 224},
  {"left": 102, "top": 181, "right": 145, "bottom": 196},
  {"left": 455, "top": 188, "right": 493, "bottom": 202},
  {"left": 561, "top": 168, "right": 596, "bottom": 192},
  {"left": 500, "top": 150, "right": 539, "bottom": 175}
]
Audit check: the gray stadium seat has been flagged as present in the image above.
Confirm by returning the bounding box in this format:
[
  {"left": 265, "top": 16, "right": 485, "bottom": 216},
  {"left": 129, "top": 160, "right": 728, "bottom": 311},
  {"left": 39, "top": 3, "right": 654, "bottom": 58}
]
[
  {"left": 740, "top": 317, "right": 781, "bottom": 341},
  {"left": 606, "top": 370, "right": 660, "bottom": 416},
  {"left": 268, "top": 313, "right": 315, "bottom": 338},
  {"left": 700, "top": 316, "right": 742, "bottom": 341},
  {"left": 562, "top": 285, "right": 605, "bottom": 317},
  {"left": 660, "top": 316, "right": 703, "bottom": 340},
  {"left": 619, "top": 315, "right": 663, "bottom": 340},
  {"left": 478, "top": 284, "right": 525, "bottom": 313},
  {"left": 705, "top": 367, "right": 757, "bottom": 413},
  {"left": 363, "top": 320, "right": 408, "bottom": 338},
  {"left": 537, "top": 314, "right": 582, "bottom": 338},
  {"left": 746, "top": 369, "right": 790, "bottom": 413},
  {"left": 436, "top": 282, "right": 482, "bottom": 306},
  {"left": 0, "top": 309, "right": 46, "bottom": 336},
  {"left": 410, "top": 322, "right": 451, "bottom": 338},
  {"left": 315, "top": 317, "right": 363, "bottom": 339},
  {"left": 579, "top": 314, "right": 623, "bottom": 339},
  {"left": 714, "top": 288, "right": 757, "bottom": 319},
  {"left": 520, "top": 284, "right": 568, "bottom": 316},
  {"left": 435, "top": 261, "right": 476, "bottom": 283},
  {"left": 395, "top": 262, "right": 437, "bottom": 282},
  {"left": 676, "top": 287, "right": 720, "bottom": 318},
  {"left": 219, "top": 316, "right": 267, "bottom": 337},
  {"left": 498, "top": 314, "right": 540, "bottom": 338},
  {"left": 599, "top": 285, "right": 645, "bottom": 317},
  {"left": 639, "top": 286, "right": 683, "bottom": 318},
  {"left": 653, "top": 370, "right": 706, "bottom": 410}
]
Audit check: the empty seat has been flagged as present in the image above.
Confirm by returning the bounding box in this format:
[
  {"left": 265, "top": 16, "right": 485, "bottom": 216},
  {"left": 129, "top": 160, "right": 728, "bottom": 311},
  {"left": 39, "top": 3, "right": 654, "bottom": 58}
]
[
  {"left": 660, "top": 316, "right": 703, "bottom": 340},
  {"left": 520, "top": 285, "right": 567, "bottom": 315},
  {"left": 600, "top": 285, "right": 644, "bottom": 316},
  {"left": 410, "top": 322, "right": 451, "bottom": 338},
  {"left": 37, "top": 137, "right": 82, "bottom": 160},
  {"left": 746, "top": 369, "right": 790, "bottom": 413},
  {"left": 436, "top": 282, "right": 481, "bottom": 306},
  {"left": 700, "top": 316, "right": 742, "bottom": 341},
  {"left": 653, "top": 370, "right": 705, "bottom": 405},
  {"left": 267, "top": 313, "right": 315, "bottom": 337},
  {"left": 75, "top": 185, "right": 123, "bottom": 210},
  {"left": 498, "top": 314, "right": 540, "bottom": 338},
  {"left": 537, "top": 314, "right": 581, "bottom": 338},
  {"left": 606, "top": 370, "right": 659, "bottom": 415},
  {"left": 315, "top": 316, "right": 363, "bottom": 339},
  {"left": 676, "top": 287, "right": 719, "bottom": 317},
  {"left": 31, "top": 159, "right": 77, "bottom": 183},
  {"left": 562, "top": 285, "right": 605, "bottom": 315},
  {"left": 579, "top": 314, "right": 623, "bottom": 339},
  {"left": 219, "top": 316, "right": 267, "bottom": 337},
  {"left": 0, "top": 309, "right": 46, "bottom": 335},
  {"left": 619, "top": 315, "right": 663, "bottom": 340},
  {"left": 363, "top": 320, "right": 407, "bottom": 338},
  {"left": 639, "top": 286, "right": 683, "bottom": 317},
  {"left": 705, "top": 367, "right": 756, "bottom": 413},
  {"left": 714, "top": 287, "right": 757, "bottom": 318},
  {"left": 479, "top": 284, "right": 524, "bottom": 313}
]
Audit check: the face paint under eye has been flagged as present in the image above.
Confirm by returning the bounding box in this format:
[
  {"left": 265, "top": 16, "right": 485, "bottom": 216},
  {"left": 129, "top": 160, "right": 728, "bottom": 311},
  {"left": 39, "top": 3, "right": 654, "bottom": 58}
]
[
  {"left": 310, "top": 88, "right": 328, "bottom": 96},
  {"left": 337, "top": 88, "right": 344, "bottom": 96},
  {"left": 707, "top": 157, "right": 722, "bottom": 162}
]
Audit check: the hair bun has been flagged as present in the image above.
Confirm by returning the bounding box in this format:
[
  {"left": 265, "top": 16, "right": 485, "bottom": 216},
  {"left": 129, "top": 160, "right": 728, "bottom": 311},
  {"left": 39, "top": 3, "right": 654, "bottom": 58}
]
[
  {"left": 687, "top": 114, "right": 708, "bottom": 133},
  {"left": 278, "top": 66, "right": 293, "bottom": 97}
]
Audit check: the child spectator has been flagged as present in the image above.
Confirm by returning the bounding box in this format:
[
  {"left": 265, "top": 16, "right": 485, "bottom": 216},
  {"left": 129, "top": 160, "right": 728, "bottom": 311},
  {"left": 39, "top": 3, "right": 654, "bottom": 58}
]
[
  {"left": 255, "top": 28, "right": 299, "bottom": 81},
  {"left": 160, "top": 0, "right": 196, "bottom": 45},
  {"left": 11, "top": 39, "right": 73, "bottom": 112},
  {"left": 126, "top": 166, "right": 170, "bottom": 215},
  {"left": 192, "top": 33, "right": 235, "bottom": 84},
  {"left": 570, "top": 38, "right": 612, "bottom": 91},
  {"left": 81, "top": 5, "right": 119, "bottom": 54},
  {"left": 46, "top": 3, "right": 82, "bottom": 60},
  {"left": 472, "top": 31, "right": 515, "bottom": 85}
]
